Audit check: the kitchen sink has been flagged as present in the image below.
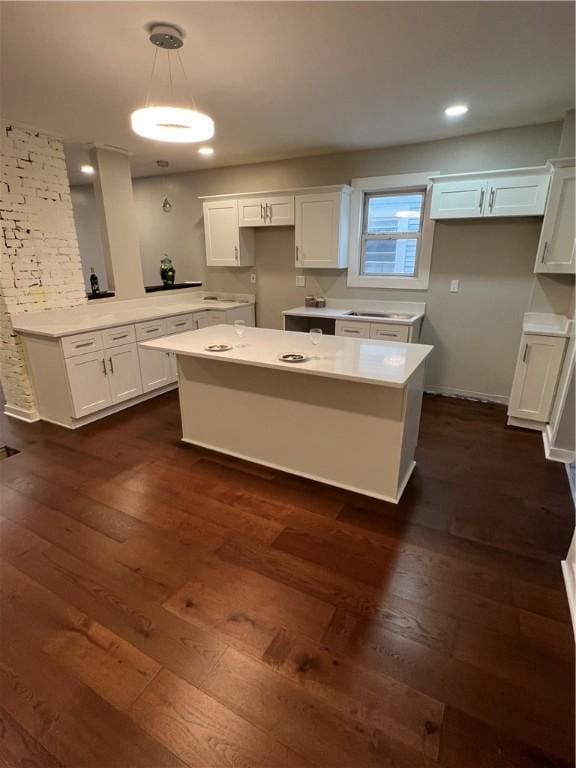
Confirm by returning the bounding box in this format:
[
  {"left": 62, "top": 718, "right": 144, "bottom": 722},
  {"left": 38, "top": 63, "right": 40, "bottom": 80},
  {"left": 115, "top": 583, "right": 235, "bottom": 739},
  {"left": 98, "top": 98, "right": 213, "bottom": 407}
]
[{"left": 345, "top": 311, "right": 416, "bottom": 320}]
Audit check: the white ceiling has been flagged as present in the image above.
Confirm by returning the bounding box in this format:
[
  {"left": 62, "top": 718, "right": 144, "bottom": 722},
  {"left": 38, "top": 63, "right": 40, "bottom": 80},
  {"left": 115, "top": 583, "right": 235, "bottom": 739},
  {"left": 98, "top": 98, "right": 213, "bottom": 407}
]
[{"left": 1, "top": 1, "right": 574, "bottom": 185}]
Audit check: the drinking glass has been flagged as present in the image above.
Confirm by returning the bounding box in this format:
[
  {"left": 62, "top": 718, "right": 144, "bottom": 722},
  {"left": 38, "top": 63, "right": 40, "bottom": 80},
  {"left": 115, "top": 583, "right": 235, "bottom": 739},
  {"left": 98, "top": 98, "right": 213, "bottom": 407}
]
[
  {"left": 309, "top": 328, "right": 322, "bottom": 346},
  {"left": 234, "top": 320, "right": 246, "bottom": 338}
]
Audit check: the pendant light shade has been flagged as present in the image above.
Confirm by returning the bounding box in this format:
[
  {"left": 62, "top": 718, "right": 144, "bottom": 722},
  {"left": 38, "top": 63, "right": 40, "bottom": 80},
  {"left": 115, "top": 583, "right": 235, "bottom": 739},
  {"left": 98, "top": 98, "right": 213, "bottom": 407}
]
[
  {"left": 131, "top": 106, "right": 214, "bottom": 143},
  {"left": 131, "top": 24, "right": 215, "bottom": 145}
]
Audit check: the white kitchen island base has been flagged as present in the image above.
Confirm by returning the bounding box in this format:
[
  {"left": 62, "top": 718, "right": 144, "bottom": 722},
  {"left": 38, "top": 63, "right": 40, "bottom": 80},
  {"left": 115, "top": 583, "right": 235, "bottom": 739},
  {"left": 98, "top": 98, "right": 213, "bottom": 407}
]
[{"left": 143, "top": 325, "right": 432, "bottom": 503}]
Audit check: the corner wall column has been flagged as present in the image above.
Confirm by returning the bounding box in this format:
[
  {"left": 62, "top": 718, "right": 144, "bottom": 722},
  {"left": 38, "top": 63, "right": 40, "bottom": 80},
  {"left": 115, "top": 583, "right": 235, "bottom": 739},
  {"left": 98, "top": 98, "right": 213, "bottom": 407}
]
[{"left": 90, "top": 146, "right": 145, "bottom": 299}]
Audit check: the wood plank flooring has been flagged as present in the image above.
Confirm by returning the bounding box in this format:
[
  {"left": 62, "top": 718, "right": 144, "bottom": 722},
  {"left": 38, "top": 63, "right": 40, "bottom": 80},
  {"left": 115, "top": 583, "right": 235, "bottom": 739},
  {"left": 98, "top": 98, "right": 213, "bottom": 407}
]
[{"left": 0, "top": 391, "right": 574, "bottom": 767}]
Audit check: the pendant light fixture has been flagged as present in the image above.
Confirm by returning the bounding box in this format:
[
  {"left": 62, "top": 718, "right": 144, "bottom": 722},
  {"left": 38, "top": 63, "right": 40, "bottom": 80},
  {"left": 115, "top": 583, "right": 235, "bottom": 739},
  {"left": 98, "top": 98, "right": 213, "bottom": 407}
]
[{"left": 131, "top": 24, "right": 214, "bottom": 144}]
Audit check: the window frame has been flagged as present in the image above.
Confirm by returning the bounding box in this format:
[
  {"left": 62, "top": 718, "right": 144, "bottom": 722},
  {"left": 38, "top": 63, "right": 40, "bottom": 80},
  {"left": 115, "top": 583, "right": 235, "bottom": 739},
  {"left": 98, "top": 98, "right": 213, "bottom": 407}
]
[{"left": 347, "top": 172, "right": 437, "bottom": 290}]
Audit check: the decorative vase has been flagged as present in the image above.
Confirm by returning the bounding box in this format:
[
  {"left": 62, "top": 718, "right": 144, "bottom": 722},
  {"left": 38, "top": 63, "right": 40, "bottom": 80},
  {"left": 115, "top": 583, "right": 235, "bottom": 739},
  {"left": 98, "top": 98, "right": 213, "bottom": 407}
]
[{"left": 160, "top": 255, "right": 175, "bottom": 286}]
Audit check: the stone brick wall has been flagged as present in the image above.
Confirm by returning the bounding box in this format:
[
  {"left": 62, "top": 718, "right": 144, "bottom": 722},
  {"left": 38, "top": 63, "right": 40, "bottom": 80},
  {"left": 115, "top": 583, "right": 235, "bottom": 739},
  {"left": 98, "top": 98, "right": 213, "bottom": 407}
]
[{"left": 0, "top": 122, "right": 86, "bottom": 420}]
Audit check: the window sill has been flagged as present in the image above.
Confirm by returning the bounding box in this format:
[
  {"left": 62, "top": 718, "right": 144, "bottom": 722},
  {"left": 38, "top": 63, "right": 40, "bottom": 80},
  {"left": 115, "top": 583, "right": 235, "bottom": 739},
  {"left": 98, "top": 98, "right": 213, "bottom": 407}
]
[{"left": 346, "top": 273, "right": 430, "bottom": 290}]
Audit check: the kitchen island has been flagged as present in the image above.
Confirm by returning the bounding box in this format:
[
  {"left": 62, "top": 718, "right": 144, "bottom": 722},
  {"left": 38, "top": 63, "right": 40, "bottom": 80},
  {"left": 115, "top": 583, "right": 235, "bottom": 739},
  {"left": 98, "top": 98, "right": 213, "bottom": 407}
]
[{"left": 142, "top": 325, "right": 433, "bottom": 503}]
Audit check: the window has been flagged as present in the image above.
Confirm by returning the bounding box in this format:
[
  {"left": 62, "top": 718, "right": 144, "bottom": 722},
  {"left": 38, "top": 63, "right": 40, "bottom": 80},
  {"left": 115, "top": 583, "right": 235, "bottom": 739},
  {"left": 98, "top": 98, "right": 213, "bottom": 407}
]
[
  {"left": 361, "top": 192, "right": 425, "bottom": 277},
  {"left": 347, "top": 172, "right": 437, "bottom": 290}
]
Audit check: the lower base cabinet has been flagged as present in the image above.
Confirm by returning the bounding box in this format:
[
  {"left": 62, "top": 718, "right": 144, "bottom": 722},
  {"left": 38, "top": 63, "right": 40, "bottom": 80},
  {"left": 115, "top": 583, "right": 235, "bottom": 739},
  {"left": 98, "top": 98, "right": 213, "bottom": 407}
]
[
  {"left": 508, "top": 333, "right": 567, "bottom": 423},
  {"left": 65, "top": 343, "right": 143, "bottom": 418},
  {"left": 138, "top": 346, "right": 177, "bottom": 393}
]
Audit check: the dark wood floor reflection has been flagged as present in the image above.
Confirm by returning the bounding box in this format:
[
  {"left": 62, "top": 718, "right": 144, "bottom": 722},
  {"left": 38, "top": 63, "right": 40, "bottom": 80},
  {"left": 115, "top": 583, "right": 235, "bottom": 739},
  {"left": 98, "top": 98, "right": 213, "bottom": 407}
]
[{"left": 0, "top": 392, "right": 574, "bottom": 767}]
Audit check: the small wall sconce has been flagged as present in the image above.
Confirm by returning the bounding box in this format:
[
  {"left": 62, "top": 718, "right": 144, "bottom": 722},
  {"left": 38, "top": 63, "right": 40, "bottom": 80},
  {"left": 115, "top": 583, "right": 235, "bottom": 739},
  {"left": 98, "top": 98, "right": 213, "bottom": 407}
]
[{"left": 162, "top": 196, "right": 172, "bottom": 213}]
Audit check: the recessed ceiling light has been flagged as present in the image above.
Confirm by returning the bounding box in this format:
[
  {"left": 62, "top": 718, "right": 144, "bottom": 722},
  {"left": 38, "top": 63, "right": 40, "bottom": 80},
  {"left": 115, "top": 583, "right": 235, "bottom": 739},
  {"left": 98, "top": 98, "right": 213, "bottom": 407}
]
[
  {"left": 80, "top": 164, "right": 95, "bottom": 175},
  {"left": 444, "top": 104, "right": 469, "bottom": 117},
  {"left": 198, "top": 146, "right": 214, "bottom": 156}
]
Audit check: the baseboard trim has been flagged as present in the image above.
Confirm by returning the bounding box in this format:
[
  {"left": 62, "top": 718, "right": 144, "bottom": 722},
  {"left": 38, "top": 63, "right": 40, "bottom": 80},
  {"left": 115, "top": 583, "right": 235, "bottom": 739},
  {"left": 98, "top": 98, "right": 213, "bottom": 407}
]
[
  {"left": 543, "top": 425, "right": 576, "bottom": 463},
  {"left": 181, "top": 436, "right": 415, "bottom": 504},
  {"left": 3, "top": 403, "right": 40, "bottom": 423},
  {"left": 424, "top": 386, "right": 508, "bottom": 405},
  {"left": 566, "top": 462, "right": 576, "bottom": 506},
  {"left": 561, "top": 560, "right": 576, "bottom": 641}
]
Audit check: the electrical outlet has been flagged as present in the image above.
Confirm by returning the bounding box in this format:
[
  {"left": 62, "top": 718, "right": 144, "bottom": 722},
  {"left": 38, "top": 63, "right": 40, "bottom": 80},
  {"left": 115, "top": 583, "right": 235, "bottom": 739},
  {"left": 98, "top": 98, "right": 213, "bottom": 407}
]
[
  {"left": 250, "top": 273, "right": 256, "bottom": 284},
  {"left": 450, "top": 280, "right": 459, "bottom": 293},
  {"left": 295, "top": 275, "right": 305, "bottom": 287}
]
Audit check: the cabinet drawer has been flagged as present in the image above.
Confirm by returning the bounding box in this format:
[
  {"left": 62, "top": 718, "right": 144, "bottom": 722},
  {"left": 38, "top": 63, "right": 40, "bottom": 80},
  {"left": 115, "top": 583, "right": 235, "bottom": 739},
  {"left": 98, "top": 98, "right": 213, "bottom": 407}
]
[
  {"left": 102, "top": 325, "right": 136, "bottom": 349},
  {"left": 166, "top": 314, "right": 193, "bottom": 334},
  {"left": 135, "top": 319, "right": 167, "bottom": 341},
  {"left": 370, "top": 323, "right": 409, "bottom": 342},
  {"left": 335, "top": 321, "right": 371, "bottom": 338},
  {"left": 61, "top": 331, "right": 103, "bottom": 358},
  {"left": 208, "top": 311, "right": 227, "bottom": 326}
]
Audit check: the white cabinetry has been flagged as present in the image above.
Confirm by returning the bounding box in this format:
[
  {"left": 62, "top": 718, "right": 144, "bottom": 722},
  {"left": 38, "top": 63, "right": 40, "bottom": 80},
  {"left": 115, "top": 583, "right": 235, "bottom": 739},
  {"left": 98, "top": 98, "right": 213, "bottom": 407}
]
[
  {"left": 295, "top": 189, "right": 351, "bottom": 268},
  {"left": 430, "top": 169, "right": 550, "bottom": 220},
  {"left": 534, "top": 161, "right": 575, "bottom": 274},
  {"left": 193, "top": 311, "right": 211, "bottom": 329},
  {"left": 335, "top": 320, "right": 411, "bottom": 342},
  {"left": 138, "top": 346, "right": 175, "bottom": 392},
  {"left": 508, "top": 334, "right": 567, "bottom": 423},
  {"left": 203, "top": 199, "right": 255, "bottom": 267},
  {"left": 66, "top": 351, "right": 112, "bottom": 417},
  {"left": 107, "top": 344, "right": 143, "bottom": 404},
  {"left": 238, "top": 196, "right": 294, "bottom": 227}
]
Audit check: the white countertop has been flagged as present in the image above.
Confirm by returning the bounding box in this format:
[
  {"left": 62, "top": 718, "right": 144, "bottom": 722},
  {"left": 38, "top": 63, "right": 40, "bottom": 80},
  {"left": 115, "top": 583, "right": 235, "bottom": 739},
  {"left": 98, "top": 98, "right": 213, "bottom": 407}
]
[
  {"left": 11, "top": 293, "right": 254, "bottom": 338},
  {"left": 283, "top": 300, "right": 425, "bottom": 325},
  {"left": 522, "top": 312, "right": 573, "bottom": 338},
  {"left": 141, "top": 325, "right": 433, "bottom": 388}
]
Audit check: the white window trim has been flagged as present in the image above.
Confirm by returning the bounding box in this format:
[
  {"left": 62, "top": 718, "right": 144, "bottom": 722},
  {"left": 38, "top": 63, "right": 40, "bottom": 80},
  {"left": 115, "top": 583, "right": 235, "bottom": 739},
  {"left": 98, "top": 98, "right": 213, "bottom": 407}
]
[{"left": 347, "top": 171, "right": 438, "bottom": 290}]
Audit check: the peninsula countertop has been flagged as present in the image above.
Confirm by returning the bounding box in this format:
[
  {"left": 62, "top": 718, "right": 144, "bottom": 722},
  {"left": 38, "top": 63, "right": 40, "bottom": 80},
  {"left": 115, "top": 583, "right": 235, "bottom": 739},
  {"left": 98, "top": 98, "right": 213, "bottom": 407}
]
[
  {"left": 141, "top": 325, "right": 433, "bottom": 388},
  {"left": 11, "top": 294, "right": 254, "bottom": 338},
  {"left": 282, "top": 300, "right": 425, "bottom": 325}
]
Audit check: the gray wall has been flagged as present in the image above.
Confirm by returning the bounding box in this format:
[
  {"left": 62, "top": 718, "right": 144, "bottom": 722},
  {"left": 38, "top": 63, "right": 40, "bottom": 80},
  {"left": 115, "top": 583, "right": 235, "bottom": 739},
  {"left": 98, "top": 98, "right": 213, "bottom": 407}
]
[
  {"left": 130, "top": 121, "right": 567, "bottom": 400},
  {"left": 70, "top": 185, "right": 108, "bottom": 293}
]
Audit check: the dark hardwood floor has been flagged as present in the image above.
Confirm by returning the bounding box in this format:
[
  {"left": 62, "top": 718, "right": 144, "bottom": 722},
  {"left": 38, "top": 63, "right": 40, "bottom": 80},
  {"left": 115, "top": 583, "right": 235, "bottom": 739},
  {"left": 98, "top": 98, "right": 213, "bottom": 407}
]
[{"left": 0, "top": 392, "right": 574, "bottom": 767}]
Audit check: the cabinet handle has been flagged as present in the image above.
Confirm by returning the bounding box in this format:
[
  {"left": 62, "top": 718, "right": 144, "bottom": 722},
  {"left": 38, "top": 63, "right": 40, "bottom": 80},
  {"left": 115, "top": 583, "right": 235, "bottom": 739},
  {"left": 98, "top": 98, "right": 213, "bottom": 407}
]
[
  {"left": 295, "top": 245, "right": 300, "bottom": 263},
  {"left": 345, "top": 329, "right": 361, "bottom": 334},
  {"left": 75, "top": 341, "right": 93, "bottom": 348},
  {"left": 478, "top": 189, "right": 485, "bottom": 210},
  {"left": 266, "top": 203, "right": 271, "bottom": 221},
  {"left": 145, "top": 327, "right": 160, "bottom": 334},
  {"left": 174, "top": 321, "right": 187, "bottom": 327},
  {"left": 260, "top": 203, "right": 265, "bottom": 220},
  {"left": 376, "top": 332, "right": 398, "bottom": 337},
  {"left": 540, "top": 241, "right": 549, "bottom": 263},
  {"left": 488, "top": 188, "right": 495, "bottom": 211},
  {"left": 108, "top": 357, "right": 114, "bottom": 374},
  {"left": 101, "top": 359, "right": 107, "bottom": 376},
  {"left": 234, "top": 246, "right": 239, "bottom": 261},
  {"left": 111, "top": 333, "right": 128, "bottom": 340},
  {"left": 522, "top": 344, "right": 529, "bottom": 363}
]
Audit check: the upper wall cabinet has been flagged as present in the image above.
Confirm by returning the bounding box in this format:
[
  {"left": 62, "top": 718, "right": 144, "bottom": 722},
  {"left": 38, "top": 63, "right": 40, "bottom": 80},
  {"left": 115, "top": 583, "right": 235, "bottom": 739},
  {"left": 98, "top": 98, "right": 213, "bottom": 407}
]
[
  {"left": 295, "top": 188, "right": 352, "bottom": 269},
  {"left": 238, "top": 196, "right": 295, "bottom": 227},
  {"left": 203, "top": 199, "right": 255, "bottom": 267},
  {"left": 534, "top": 160, "right": 575, "bottom": 274},
  {"left": 429, "top": 168, "right": 550, "bottom": 220}
]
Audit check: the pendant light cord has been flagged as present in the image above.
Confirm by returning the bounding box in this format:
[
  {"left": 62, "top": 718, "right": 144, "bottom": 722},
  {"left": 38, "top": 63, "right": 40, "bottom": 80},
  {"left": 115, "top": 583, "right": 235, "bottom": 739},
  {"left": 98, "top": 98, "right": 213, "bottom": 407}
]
[
  {"left": 176, "top": 49, "right": 198, "bottom": 110},
  {"left": 145, "top": 46, "right": 159, "bottom": 107}
]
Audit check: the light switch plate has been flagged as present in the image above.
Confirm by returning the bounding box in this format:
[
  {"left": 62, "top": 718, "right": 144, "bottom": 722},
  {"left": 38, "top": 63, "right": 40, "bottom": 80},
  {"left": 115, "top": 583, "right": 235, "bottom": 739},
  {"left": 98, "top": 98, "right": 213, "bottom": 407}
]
[
  {"left": 250, "top": 273, "right": 256, "bottom": 284},
  {"left": 450, "top": 280, "right": 459, "bottom": 293},
  {"left": 295, "top": 276, "right": 305, "bottom": 287}
]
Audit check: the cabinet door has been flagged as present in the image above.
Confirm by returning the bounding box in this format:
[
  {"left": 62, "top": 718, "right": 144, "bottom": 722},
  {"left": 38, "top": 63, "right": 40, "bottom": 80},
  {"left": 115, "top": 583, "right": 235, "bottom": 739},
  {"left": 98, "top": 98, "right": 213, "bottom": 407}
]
[
  {"left": 107, "top": 344, "right": 143, "bottom": 404},
  {"left": 429, "top": 180, "right": 488, "bottom": 219},
  {"left": 485, "top": 174, "right": 550, "bottom": 218},
  {"left": 138, "top": 346, "right": 175, "bottom": 392},
  {"left": 65, "top": 351, "right": 111, "bottom": 418},
  {"left": 238, "top": 198, "right": 266, "bottom": 227},
  {"left": 370, "top": 323, "right": 410, "bottom": 342},
  {"left": 535, "top": 166, "right": 575, "bottom": 274},
  {"left": 508, "top": 334, "right": 566, "bottom": 422},
  {"left": 295, "top": 192, "right": 345, "bottom": 268},
  {"left": 193, "top": 312, "right": 211, "bottom": 330},
  {"left": 335, "top": 321, "right": 371, "bottom": 339},
  {"left": 265, "top": 196, "right": 294, "bottom": 226},
  {"left": 203, "top": 200, "right": 241, "bottom": 266}
]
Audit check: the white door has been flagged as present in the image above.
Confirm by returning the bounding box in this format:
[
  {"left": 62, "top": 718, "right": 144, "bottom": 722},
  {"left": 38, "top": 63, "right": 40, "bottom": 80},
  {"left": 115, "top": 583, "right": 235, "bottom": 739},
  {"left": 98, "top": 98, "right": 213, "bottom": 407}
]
[
  {"left": 295, "top": 192, "right": 340, "bottom": 268},
  {"left": 264, "top": 196, "right": 295, "bottom": 226},
  {"left": 238, "top": 198, "right": 266, "bottom": 227},
  {"left": 194, "top": 312, "right": 211, "bottom": 330},
  {"left": 485, "top": 174, "right": 550, "bottom": 218},
  {"left": 107, "top": 343, "right": 143, "bottom": 404},
  {"left": 65, "top": 351, "right": 112, "bottom": 418},
  {"left": 535, "top": 166, "right": 575, "bottom": 274},
  {"left": 508, "top": 334, "right": 566, "bottom": 422},
  {"left": 138, "top": 346, "right": 175, "bottom": 392},
  {"left": 203, "top": 200, "right": 240, "bottom": 266},
  {"left": 429, "top": 180, "right": 488, "bottom": 219}
]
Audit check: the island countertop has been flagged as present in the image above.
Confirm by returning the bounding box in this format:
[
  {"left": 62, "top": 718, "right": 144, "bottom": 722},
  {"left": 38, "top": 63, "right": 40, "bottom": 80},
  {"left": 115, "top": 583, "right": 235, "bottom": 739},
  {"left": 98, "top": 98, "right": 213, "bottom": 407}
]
[{"left": 141, "top": 325, "right": 433, "bottom": 388}]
